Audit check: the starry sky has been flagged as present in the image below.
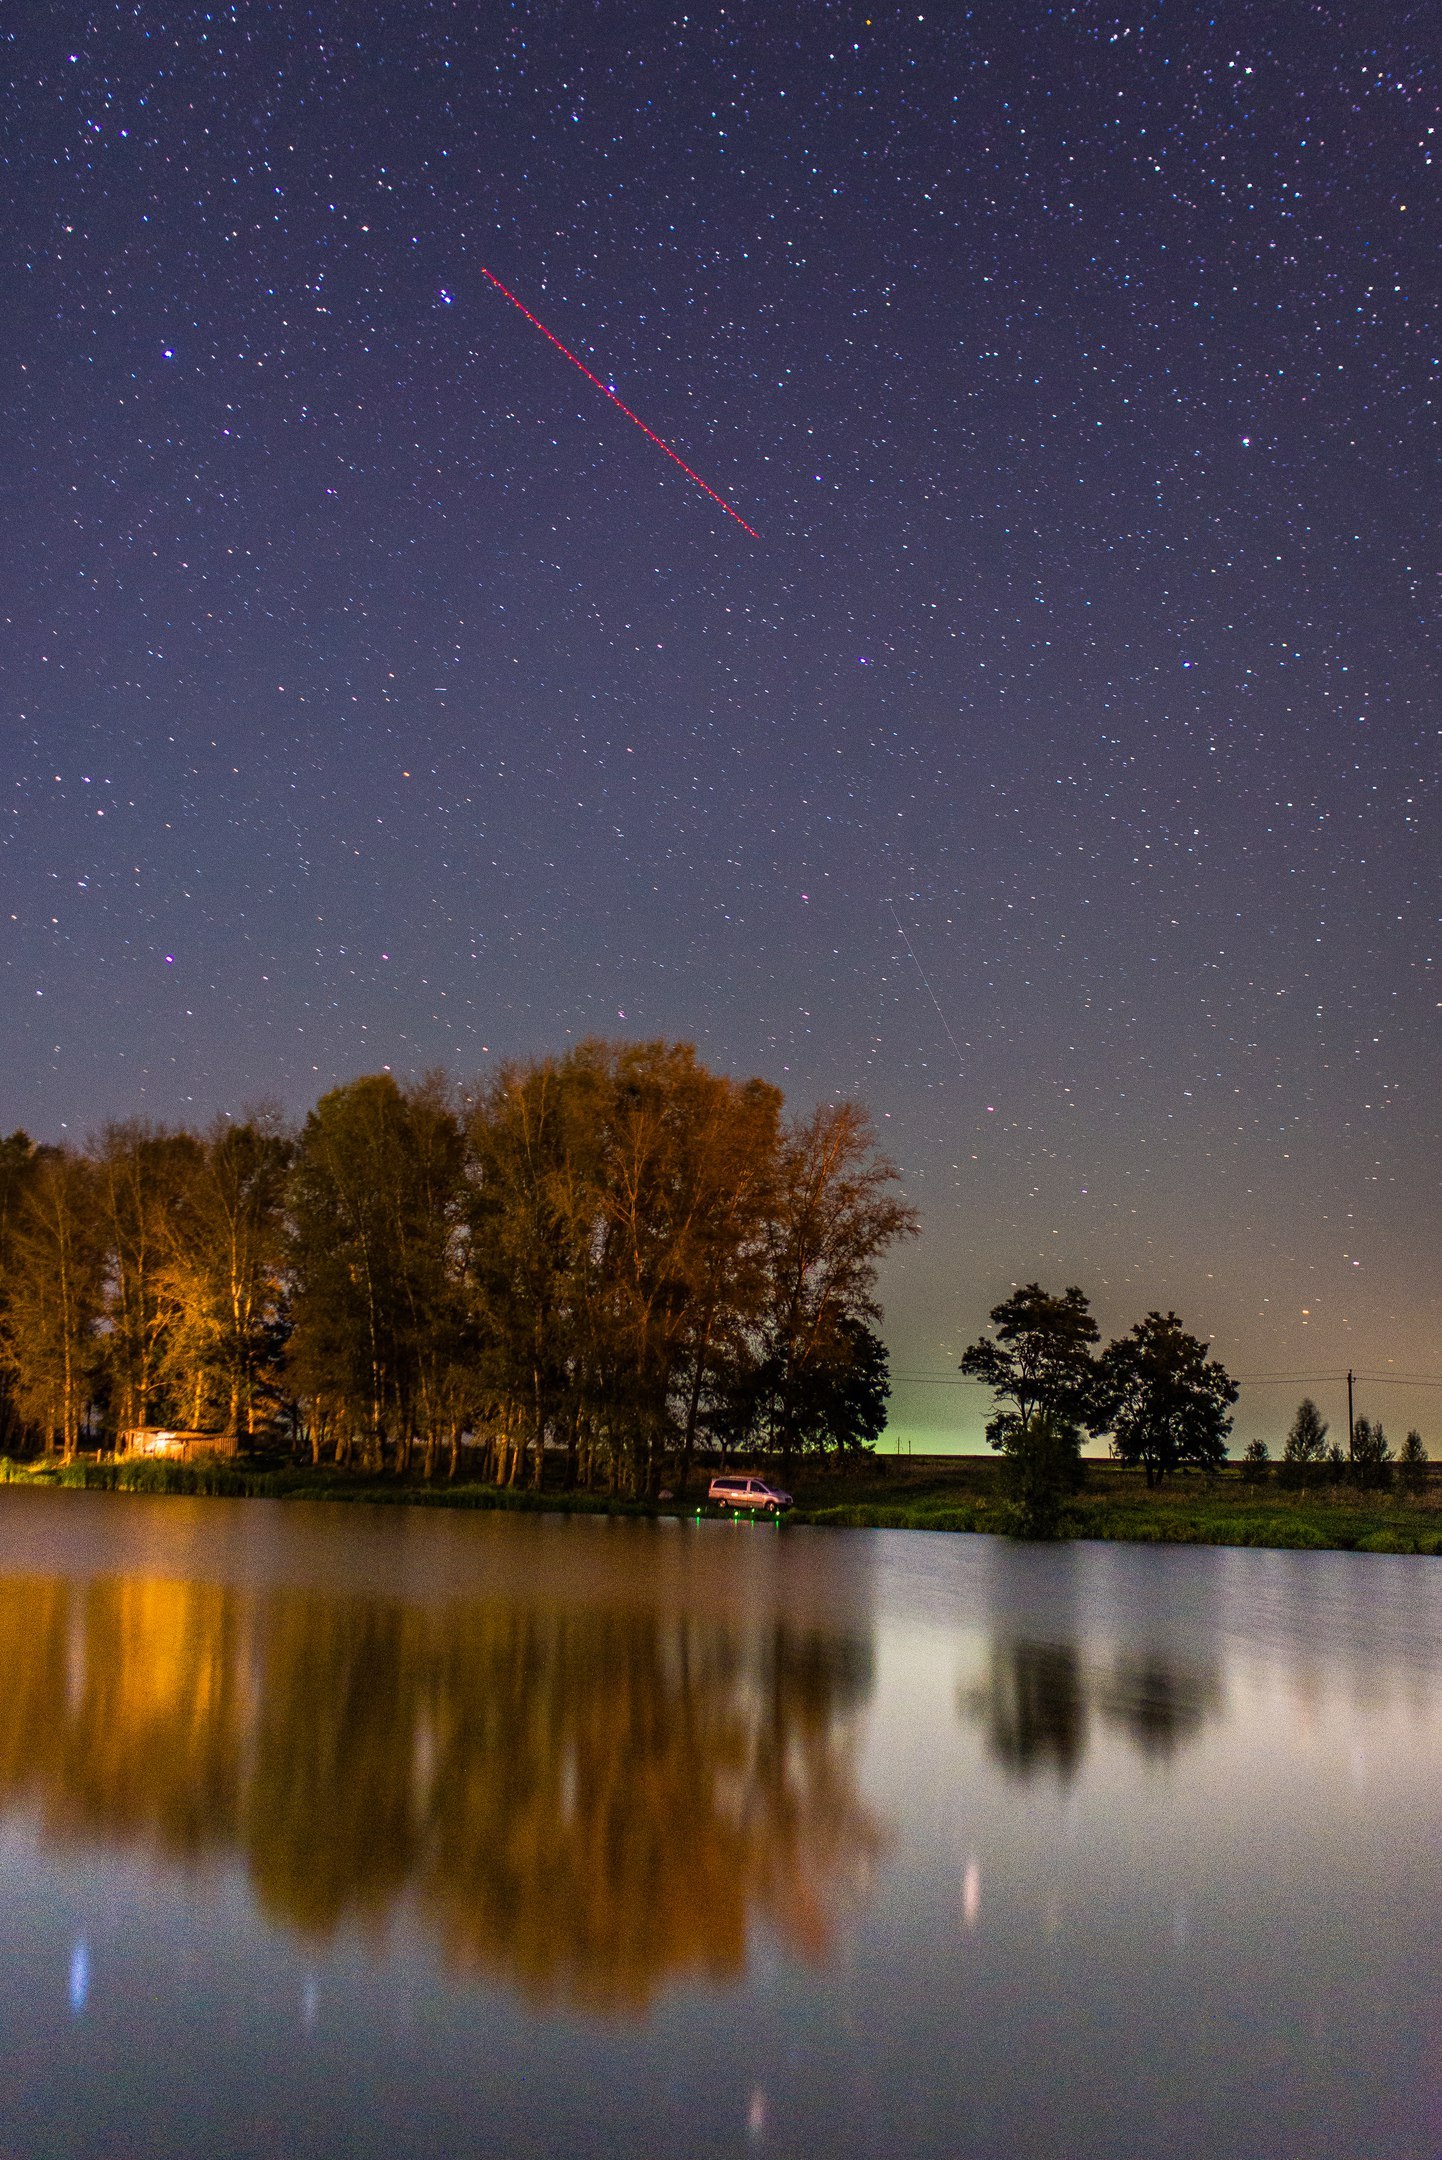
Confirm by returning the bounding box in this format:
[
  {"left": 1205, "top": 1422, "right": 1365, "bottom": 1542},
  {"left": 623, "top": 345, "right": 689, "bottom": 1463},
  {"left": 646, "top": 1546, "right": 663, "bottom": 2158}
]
[{"left": 4, "top": 1, "right": 1439, "bottom": 1450}]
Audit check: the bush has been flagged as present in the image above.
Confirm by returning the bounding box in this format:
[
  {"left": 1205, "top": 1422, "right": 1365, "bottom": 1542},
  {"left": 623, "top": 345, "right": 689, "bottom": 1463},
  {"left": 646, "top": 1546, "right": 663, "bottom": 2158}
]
[
  {"left": 914, "top": 1504, "right": 983, "bottom": 1534},
  {"left": 1227, "top": 1517, "right": 1332, "bottom": 1550}
]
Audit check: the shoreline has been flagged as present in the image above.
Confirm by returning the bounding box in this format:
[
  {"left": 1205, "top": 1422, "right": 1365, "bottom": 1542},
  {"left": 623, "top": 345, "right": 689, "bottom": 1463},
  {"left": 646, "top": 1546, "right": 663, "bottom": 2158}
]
[{"left": 2, "top": 1456, "right": 1440, "bottom": 1556}]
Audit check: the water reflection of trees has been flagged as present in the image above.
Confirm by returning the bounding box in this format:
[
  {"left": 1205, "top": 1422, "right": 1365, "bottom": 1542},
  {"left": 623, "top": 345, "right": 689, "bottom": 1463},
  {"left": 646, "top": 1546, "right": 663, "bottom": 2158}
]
[
  {"left": 0, "top": 1576, "right": 876, "bottom": 2014},
  {"left": 966, "top": 1638, "right": 1223, "bottom": 1783}
]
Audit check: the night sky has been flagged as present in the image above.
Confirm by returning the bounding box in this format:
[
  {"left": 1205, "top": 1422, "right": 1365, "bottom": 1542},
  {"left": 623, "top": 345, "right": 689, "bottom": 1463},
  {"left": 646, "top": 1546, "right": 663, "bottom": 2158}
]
[{"left": 4, "top": 2, "right": 1439, "bottom": 1449}]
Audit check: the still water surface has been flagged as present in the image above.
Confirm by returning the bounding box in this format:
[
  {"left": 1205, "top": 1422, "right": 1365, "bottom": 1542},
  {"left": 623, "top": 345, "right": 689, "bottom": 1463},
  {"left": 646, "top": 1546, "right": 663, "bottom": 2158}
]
[{"left": 0, "top": 1489, "right": 1437, "bottom": 2157}]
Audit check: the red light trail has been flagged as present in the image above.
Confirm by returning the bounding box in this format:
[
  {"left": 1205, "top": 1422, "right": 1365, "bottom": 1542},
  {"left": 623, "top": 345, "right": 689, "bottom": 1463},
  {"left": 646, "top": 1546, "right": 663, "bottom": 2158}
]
[{"left": 480, "top": 267, "right": 759, "bottom": 540}]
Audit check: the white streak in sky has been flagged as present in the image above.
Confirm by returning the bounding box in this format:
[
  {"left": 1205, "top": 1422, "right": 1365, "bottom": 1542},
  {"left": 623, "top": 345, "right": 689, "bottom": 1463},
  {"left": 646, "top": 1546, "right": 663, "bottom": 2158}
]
[{"left": 887, "top": 901, "right": 967, "bottom": 1078}]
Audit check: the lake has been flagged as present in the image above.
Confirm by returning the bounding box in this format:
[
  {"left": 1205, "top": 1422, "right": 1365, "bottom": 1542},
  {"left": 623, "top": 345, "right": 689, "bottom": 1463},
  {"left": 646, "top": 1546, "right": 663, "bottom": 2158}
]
[{"left": 0, "top": 1489, "right": 1436, "bottom": 2158}]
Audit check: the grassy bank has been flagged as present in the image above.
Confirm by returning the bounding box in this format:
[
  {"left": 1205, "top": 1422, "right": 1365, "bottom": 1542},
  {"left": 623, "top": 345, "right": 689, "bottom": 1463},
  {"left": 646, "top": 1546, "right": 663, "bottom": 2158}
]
[
  {"left": 0, "top": 1455, "right": 661, "bottom": 1518},
  {"left": 1, "top": 1453, "right": 1439, "bottom": 1555},
  {"left": 794, "top": 1457, "right": 1442, "bottom": 1553}
]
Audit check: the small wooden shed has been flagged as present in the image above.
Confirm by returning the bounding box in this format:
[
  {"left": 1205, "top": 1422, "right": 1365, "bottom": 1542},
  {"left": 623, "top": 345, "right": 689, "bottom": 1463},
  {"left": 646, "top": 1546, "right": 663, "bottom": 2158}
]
[{"left": 117, "top": 1428, "right": 241, "bottom": 1463}]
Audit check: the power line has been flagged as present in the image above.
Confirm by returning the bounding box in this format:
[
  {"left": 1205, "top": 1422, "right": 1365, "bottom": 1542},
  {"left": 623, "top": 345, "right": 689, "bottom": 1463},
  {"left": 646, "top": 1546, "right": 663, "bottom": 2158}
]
[{"left": 891, "top": 1370, "right": 1442, "bottom": 1389}]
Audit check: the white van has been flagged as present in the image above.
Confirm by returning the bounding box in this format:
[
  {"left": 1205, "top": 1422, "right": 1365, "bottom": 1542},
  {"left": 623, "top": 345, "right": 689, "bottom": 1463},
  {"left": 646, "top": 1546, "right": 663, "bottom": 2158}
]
[{"left": 708, "top": 1474, "right": 793, "bottom": 1515}]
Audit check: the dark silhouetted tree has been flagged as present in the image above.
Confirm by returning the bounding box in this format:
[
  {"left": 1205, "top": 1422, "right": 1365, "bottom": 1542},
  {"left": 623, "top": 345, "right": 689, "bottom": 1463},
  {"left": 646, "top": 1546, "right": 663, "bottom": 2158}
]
[
  {"left": 960, "top": 1283, "right": 1099, "bottom": 1501},
  {"left": 1350, "top": 1415, "right": 1392, "bottom": 1490},
  {"left": 738, "top": 1314, "right": 891, "bottom": 1468},
  {"left": 1284, "top": 1398, "right": 1329, "bottom": 1463},
  {"left": 1093, "top": 1311, "right": 1237, "bottom": 1485},
  {"left": 1398, "top": 1429, "right": 1428, "bottom": 1496},
  {"left": 960, "top": 1283, "right": 1099, "bottom": 1442},
  {"left": 1281, "top": 1397, "right": 1329, "bottom": 1488}
]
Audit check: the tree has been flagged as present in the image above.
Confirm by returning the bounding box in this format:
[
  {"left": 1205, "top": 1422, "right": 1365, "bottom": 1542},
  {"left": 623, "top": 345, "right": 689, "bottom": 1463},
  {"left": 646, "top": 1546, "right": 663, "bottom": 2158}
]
[
  {"left": 1284, "top": 1398, "right": 1329, "bottom": 1464},
  {"left": 959, "top": 1283, "right": 1099, "bottom": 1494},
  {"left": 466, "top": 1041, "right": 788, "bottom": 1496},
  {"left": 666, "top": 1070, "right": 783, "bottom": 1493},
  {"left": 0, "top": 1047, "right": 915, "bottom": 1492},
  {"left": 960, "top": 1283, "right": 1099, "bottom": 1444},
  {"left": 158, "top": 1117, "right": 293, "bottom": 1437},
  {"left": 93, "top": 1123, "right": 204, "bottom": 1434},
  {"left": 1240, "top": 1438, "right": 1270, "bottom": 1483},
  {"left": 1350, "top": 1415, "right": 1392, "bottom": 1491},
  {"left": 287, "top": 1075, "right": 466, "bottom": 1470},
  {"left": 807, "top": 1317, "right": 892, "bottom": 1459},
  {"left": 747, "top": 1103, "right": 917, "bottom": 1471},
  {"left": 1093, "top": 1312, "right": 1238, "bottom": 1485},
  {"left": 0, "top": 1132, "right": 37, "bottom": 1453},
  {"left": 1398, "top": 1429, "right": 1428, "bottom": 1496},
  {"left": 462, "top": 1045, "right": 908, "bottom": 1496},
  {"left": 1, "top": 1149, "right": 106, "bottom": 1458},
  {"left": 594, "top": 1042, "right": 784, "bottom": 1495},
  {"left": 737, "top": 1315, "right": 891, "bottom": 1467},
  {"left": 1281, "top": 1398, "right": 1329, "bottom": 1487},
  {"left": 465, "top": 1046, "right": 611, "bottom": 1490}
]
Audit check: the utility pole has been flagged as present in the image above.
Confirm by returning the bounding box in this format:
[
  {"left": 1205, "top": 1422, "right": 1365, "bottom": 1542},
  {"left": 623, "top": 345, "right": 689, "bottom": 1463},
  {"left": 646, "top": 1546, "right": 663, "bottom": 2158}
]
[{"left": 1347, "top": 1369, "right": 1355, "bottom": 1460}]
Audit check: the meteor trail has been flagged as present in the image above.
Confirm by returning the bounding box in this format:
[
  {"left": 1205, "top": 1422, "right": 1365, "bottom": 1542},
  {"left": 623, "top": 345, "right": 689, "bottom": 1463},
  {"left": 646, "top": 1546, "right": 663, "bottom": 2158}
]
[
  {"left": 888, "top": 901, "right": 967, "bottom": 1079},
  {"left": 480, "top": 267, "right": 759, "bottom": 539}
]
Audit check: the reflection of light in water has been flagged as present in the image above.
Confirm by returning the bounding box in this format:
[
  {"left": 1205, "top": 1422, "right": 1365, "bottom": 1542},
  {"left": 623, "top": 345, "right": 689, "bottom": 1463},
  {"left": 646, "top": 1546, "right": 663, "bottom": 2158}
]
[
  {"left": 747, "top": 2087, "right": 768, "bottom": 2140},
  {"left": 302, "top": 1978, "right": 319, "bottom": 2030},
  {"left": 411, "top": 1716, "right": 436, "bottom": 1797},
  {"left": 66, "top": 1605, "right": 86, "bottom": 1712},
  {"left": 962, "top": 1857, "right": 981, "bottom": 1931},
  {"left": 68, "top": 1935, "right": 89, "bottom": 2015},
  {"left": 0, "top": 1561, "right": 877, "bottom": 2019}
]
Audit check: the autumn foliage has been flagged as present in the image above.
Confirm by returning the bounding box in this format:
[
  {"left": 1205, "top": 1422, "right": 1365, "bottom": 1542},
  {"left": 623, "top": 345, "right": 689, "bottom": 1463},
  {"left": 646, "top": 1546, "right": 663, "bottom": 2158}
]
[{"left": 0, "top": 1043, "right": 916, "bottom": 1492}]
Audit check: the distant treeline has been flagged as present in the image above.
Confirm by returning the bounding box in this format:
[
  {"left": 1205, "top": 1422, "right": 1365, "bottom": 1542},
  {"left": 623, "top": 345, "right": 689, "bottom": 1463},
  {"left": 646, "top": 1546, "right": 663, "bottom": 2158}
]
[
  {"left": 960, "top": 1284, "right": 1427, "bottom": 1537},
  {"left": 0, "top": 1042, "right": 917, "bottom": 1493}
]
